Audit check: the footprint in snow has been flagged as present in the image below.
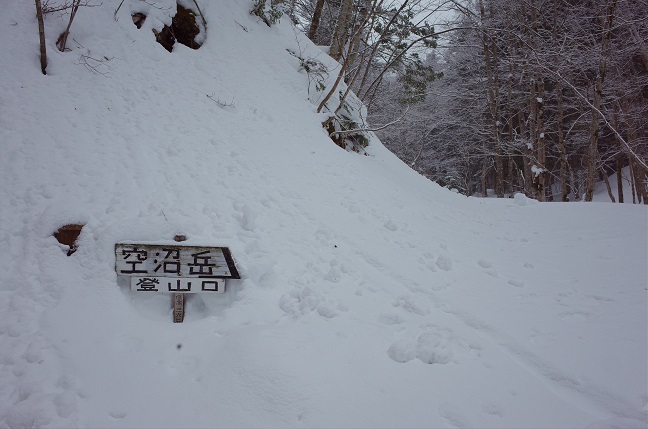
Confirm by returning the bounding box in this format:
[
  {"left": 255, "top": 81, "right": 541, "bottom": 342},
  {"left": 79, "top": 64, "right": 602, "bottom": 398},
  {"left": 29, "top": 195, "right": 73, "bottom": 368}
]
[
  {"left": 109, "top": 410, "right": 128, "bottom": 419},
  {"left": 383, "top": 220, "right": 398, "bottom": 231},
  {"left": 5, "top": 400, "right": 53, "bottom": 428},
  {"left": 484, "top": 269, "right": 499, "bottom": 278},
  {"left": 279, "top": 287, "right": 340, "bottom": 319},
  {"left": 438, "top": 402, "right": 473, "bottom": 428},
  {"left": 559, "top": 311, "right": 589, "bottom": 321},
  {"left": 436, "top": 255, "right": 452, "bottom": 271},
  {"left": 21, "top": 338, "right": 47, "bottom": 364},
  {"left": 392, "top": 295, "right": 430, "bottom": 316},
  {"left": 415, "top": 329, "right": 454, "bottom": 364},
  {"left": 478, "top": 259, "right": 493, "bottom": 268},
  {"left": 417, "top": 255, "right": 437, "bottom": 272},
  {"left": 477, "top": 260, "right": 499, "bottom": 277},
  {"left": 54, "top": 391, "right": 77, "bottom": 419},
  {"left": 387, "top": 339, "right": 416, "bottom": 363},
  {"left": 586, "top": 294, "right": 614, "bottom": 304},
  {"left": 388, "top": 328, "right": 458, "bottom": 364},
  {"left": 379, "top": 312, "right": 406, "bottom": 325},
  {"left": 507, "top": 279, "right": 524, "bottom": 287},
  {"left": 481, "top": 402, "right": 504, "bottom": 418}
]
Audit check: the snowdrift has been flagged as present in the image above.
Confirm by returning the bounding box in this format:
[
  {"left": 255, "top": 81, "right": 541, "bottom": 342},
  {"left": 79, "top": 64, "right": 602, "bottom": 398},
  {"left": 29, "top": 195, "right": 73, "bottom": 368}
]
[{"left": 1, "top": 1, "right": 646, "bottom": 428}]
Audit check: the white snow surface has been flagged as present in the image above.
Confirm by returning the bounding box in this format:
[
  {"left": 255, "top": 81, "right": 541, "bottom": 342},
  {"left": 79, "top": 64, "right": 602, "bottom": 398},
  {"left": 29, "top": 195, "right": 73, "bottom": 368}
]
[
  {"left": 1, "top": 2, "right": 647, "bottom": 428},
  {"left": 592, "top": 166, "right": 642, "bottom": 204}
]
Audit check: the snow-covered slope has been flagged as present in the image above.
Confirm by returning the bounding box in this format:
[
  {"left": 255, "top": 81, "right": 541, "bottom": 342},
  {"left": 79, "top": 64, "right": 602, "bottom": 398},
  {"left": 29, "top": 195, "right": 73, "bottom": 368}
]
[
  {"left": 592, "top": 166, "right": 641, "bottom": 204},
  {"left": 1, "top": 2, "right": 647, "bottom": 428}
]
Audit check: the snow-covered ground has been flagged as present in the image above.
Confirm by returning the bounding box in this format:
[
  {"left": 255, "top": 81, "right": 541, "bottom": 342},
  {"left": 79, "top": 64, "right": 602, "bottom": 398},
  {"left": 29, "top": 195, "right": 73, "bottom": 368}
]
[
  {"left": 592, "top": 166, "right": 641, "bottom": 204},
  {"left": 1, "top": 1, "right": 646, "bottom": 428}
]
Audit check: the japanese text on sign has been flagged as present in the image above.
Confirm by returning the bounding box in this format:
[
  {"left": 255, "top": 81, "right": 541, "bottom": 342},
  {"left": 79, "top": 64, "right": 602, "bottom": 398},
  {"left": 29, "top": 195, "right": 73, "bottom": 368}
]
[
  {"left": 115, "top": 244, "right": 240, "bottom": 279},
  {"left": 131, "top": 277, "right": 225, "bottom": 293}
]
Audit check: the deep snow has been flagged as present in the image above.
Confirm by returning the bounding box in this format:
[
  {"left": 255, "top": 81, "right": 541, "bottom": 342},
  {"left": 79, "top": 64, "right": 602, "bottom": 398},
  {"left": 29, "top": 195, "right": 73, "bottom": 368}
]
[{"left": 1, "top": 1, "right": 647, "bottom": 428}]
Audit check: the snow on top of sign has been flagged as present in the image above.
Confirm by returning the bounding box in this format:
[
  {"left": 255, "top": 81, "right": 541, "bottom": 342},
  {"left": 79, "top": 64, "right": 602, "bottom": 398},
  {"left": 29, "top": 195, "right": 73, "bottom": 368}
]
[{"left": 0, "top": 1, "right": 646, "bottom": 428}]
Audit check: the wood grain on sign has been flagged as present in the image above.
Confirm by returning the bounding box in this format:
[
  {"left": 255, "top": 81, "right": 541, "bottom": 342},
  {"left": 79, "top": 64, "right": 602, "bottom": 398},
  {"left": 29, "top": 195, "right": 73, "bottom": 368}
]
[{"left": 115, "top": 244, "right": 240, "bottom": 278}]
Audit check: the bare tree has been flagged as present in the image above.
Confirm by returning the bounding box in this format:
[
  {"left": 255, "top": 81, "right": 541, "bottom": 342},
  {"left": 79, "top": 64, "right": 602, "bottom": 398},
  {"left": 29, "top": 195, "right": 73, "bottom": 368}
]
[
  {"left": 380, "top": 0, "right": 647, "bottom": 202},
  {"left": 329, "top": 0, "right": 354, "bottom": 61},
  {"left": 584, "top": 0, "right": 617, "bottom": 201},
  {"left": 56, "top": 0, "right": 81, "bottom": 52},
  {"left": 35, "top": 0, "right": 47, "bottom": 75},
  {"left": 307, "top": 0, "right": 326, "bottom": 42}
]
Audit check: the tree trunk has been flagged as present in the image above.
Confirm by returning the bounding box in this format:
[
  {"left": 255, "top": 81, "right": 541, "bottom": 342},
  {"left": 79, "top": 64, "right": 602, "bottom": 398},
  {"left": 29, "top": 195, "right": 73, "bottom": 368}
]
[
  {"left": 356, "top": 0, "right": 410, "bottom": 100},
  {"left": 584, "top": 0, "right": 616, "bottom": 201},
  {"left": 630, "top": 159, "right": 647, "bottom": 204},
  {"left": 639, "top": 166, "right": 648, "bottom": 204},
  {"left": 629, "top": 158, "right": 637, "bottom": 203},
  {"left": 56, "top": 0, "right": 80, "bottom": 52},
  {"left": 35, "top": 0, "right": 47, "bottom": 75},
  {"left": 329, "top": 0, "right": 353, "bottom": 62},
  {"left": 556, "top": 80, "right": 569, "bottom": 201},
  {"left": 317, "top": 0, "right": 376, "bottom": 114},
  {"left": 307, "top": 0, "right": 326, "bottom": 42},
  {"left": 585, "top": 81, "right": 603, "bottom": 202},
  {"left": 551, "top": 0, "right": 568, "bottom": 201},
  {"left": 528, "top": 73, "right": 539, "bottom": 198},
  {"left": 505, "top": 46, "right": 517, "bottom": 196},
  {"left": 616, "top": 154, "right": 624, "bottom": 203},
  {"left": 570, "top": 169, "right": 580, "bottom": 201},
  {"left": 481, "top": 155, "right": 488, "bottom": 197},
  {"left": 478, "top": 0, "right": 503, "bottom": 198},
  {"left": 600, "top": 168, "right": 616, "bottom": 202},
  {"left": 518, "top": 109, "right": 532, "bottom": 196},
  {"left": 613, "top": 111, "right": 624, "bottom": 203},
  {"left": 529, "top": 0, "right": 547, "bottom": 202},
  {"left": 619, "top": 95, "right": 646, "bottom": 204},
  {"left": 535, "top": 79, "right": 546, "bottom": 201},
  {"left": 506, "top": 156, "right": 513, "bottom": 195},
  {"left": 343, "top": 1, "right": 369, "bottom": 77}
]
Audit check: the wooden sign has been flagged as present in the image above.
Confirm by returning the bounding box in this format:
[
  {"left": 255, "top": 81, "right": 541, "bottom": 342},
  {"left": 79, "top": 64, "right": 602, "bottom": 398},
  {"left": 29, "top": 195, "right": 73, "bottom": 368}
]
[
  {"left": 115, "top": 244, "right": 241, "bottom": 323},
  {"left": 115, "top": 243, "right": 239, "bottom": 323},
  {"left": 130, "top": 277, "right": 225, "bottom": 293},
  {"left": 116, "top": 244, "right": 238, "bottom": 294},
  {"left": 115, "top": 244, "right": 240, "bottom": 280}
]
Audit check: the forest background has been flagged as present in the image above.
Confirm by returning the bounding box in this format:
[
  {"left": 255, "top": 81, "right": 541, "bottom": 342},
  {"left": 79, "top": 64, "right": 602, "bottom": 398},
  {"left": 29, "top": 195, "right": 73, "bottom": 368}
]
[{"left": 265, "top": 0, "right": 647, "bottom": 203}]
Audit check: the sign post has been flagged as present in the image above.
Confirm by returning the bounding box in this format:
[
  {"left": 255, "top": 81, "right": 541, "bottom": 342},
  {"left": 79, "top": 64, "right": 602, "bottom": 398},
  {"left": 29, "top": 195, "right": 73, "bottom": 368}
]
[
  {"left": 115, "top": 243, "right": 240, "bottom": 323},
  {"left": 173, "top": 293, "right": 184, "bottom": 323}
]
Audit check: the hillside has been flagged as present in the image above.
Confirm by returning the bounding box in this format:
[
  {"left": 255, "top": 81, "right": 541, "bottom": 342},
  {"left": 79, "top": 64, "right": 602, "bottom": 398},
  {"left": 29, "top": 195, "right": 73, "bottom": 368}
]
[{"left": 1, "top": 1, "right": 647, "bottom": 428}]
